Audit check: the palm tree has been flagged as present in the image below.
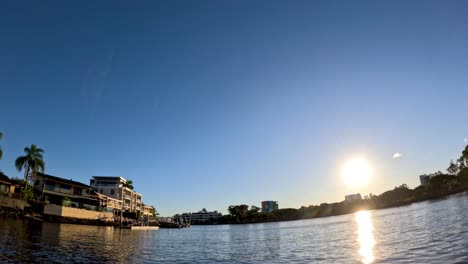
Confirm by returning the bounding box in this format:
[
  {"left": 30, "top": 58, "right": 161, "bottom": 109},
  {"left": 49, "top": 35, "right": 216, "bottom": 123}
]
[
  {"left": 122, "top": 179, "right": 134, "bottom": 190},
  {"left": 15, "top": 144, "right": 45, "bottom": 186},
  {"left": 0, "top": 132, "right": 3, "bottom": 160}
]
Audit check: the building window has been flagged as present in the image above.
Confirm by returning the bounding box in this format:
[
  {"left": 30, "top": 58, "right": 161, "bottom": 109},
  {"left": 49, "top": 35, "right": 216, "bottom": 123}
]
[
  {"left": 111, "top": 189, "right": 115, "bottom": 195},
  {"left": 74, "top": 188, "right": 82, "bottom": 196},
  {"left": 100, "top": 188, "right": 103, "bottom": 193},
  {"left": 59, "top": 184, "right": 72, "bottom": 194},
  {"left": 44, "top": 182, "right": 56, "bottom": 191}
]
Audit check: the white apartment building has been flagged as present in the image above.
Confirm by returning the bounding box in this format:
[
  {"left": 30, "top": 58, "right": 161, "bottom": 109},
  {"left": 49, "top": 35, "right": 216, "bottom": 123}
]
[
  {"left": 181, "top": 209, "right": 222, "bottom": 223},
  {"left": 345, "top": 193, "right": 362, "bottom": 203},
  {"left": 143, "top": 204, "right": 155, "bottom": 217},
  {"left": 90, "top": 176, "right": 143, "bottom": 214}
]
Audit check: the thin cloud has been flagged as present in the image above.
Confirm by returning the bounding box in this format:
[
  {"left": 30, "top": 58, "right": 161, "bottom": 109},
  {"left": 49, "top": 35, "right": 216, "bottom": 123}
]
[
  {"left": 465, "top": 138, "right": 467, "bottom": 143},
  {"left": 81, "top": 49, "right": 116, "bottom": 115},
  {"left": 392, "top": 152, "right": 402, "bottom": 159}
]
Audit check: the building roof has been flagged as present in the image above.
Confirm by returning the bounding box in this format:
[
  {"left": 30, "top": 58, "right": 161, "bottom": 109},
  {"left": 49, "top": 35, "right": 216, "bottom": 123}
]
[
  {"left": 0, "top": 172, "right": 12, "bottom": 184},
  {"left": 92, "top": 176, "right": 126, "bottom": 180},
  {"left": 37, "top": 173, "right": 91, "bottom": 189}
]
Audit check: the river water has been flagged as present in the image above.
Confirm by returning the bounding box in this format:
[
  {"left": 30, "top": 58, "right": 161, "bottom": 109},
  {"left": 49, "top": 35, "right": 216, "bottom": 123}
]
[{"left": 1, "top": 193, "right": 468, "bottom": 263}]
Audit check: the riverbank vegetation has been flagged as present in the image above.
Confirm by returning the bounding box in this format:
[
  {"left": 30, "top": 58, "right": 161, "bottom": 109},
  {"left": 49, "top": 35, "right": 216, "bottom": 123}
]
[
  {"left": 213, "top": 144, "right": 468, "bottom": 225},
  {"left": 0, "top": 132, "right": 46, "bottom": 202}
]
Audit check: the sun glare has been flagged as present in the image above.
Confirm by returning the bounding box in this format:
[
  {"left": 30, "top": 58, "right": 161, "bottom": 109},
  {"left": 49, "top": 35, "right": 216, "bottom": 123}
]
[
  {"left": 341, "top": 158, "right": 372, "bottom": 188},
  {"left": 355, "top": 211, "right": 375, "bottom": 264}
]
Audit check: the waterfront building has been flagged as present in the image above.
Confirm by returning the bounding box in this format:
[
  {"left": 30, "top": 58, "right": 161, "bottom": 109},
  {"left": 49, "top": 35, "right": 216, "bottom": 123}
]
[
  {"left": 92, "top": 191, "right": 122, "bottom": 214},
  {"left": 143, "top": 204, "right": 155, "bottom": 216},
  {"left": 34, "top": 173, "right": 113, "bottom": 220},
  {"left": 181, "top": 209, "right": 222, "bottom": 223},
  {"left": 0, "top": 172, "right": 15, "bottom": 194},
  {"left": 345, "top": 193, "right": 362, "bottom": 203},
  {"left": 35, "top": 173, "right": 98, "bottom": 209},
  {"left": 90, "top": 176, "right": 148, "bottom": 215},
  {"left": 420, "top": 175, "right": 431, "bottom": 185},
  {"left": 261, "top": 201, "right": 279, "bottom": 213},
  {"left": 90, "top": 176, "right": 138, "bottom": 213}
]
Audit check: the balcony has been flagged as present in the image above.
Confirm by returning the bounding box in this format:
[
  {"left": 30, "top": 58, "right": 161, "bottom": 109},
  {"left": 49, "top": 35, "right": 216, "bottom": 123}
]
[
  {"left": 45, "top": 185, "right": 72, "bottom": 195},
  {"left": 91, "top": 183, "right": 119, "bottom": 187}
]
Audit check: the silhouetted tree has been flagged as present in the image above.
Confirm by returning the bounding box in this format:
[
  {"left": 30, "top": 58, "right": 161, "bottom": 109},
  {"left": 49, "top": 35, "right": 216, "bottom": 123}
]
[
  {"left": 15, "top": 144, "right": 45, "bottom": 186},
  {"left": 457, "top": 145, "right": 468, "bottom": 171},
  {"left": 228, "top": 204, "right": 249, "bottom": 223},
  {"left": 447, "top": 160, "right": 460, "bottom": 175}
]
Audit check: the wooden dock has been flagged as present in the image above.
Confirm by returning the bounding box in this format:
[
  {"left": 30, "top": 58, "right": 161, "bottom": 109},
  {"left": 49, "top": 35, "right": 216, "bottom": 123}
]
[{"left": 120, "top": 226, "right": 160, "bottom": 230}]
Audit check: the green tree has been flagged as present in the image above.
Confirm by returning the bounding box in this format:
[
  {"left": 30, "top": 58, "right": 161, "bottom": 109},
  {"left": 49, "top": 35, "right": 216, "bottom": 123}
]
[
  {"left": 458, "top": 168, "right": 468, "bottom": 184},
  {"left": 15, "top": 144, "right": 45, "bottom": 186},
  {"left": 447, "top": 160, "right": 460, "bottom": 175},
  {"left": 457, "top": 144, "right": 468, "bottom": 171},
  {"left": 228, "top": 204, "right": 249, "bottom": 223},
  {"left": 246, "top": 205, "right": 261, "bottom": 222},
  {"left": 122, "top": 179, "right": 134, "bottom": 190},
  {"left": 22, "top": 186, "right": 35, "bottom": 201},
  {"left": 249, "top": 205, "right": 260, "bottom": 214},
  {"left": 429, "top": 174, "right": 457, "bottom": 194}
]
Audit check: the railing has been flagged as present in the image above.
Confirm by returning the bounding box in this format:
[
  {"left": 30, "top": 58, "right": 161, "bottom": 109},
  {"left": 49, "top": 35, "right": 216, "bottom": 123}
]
[
  {"left": 90, "top": 183, "right": 119, "bottom": 187},
  {"left": 45, "top": 185, "right": 72, "bottom": 195},
  {"left": 60, "top": 203, "right": 113, "bottom": 213}
]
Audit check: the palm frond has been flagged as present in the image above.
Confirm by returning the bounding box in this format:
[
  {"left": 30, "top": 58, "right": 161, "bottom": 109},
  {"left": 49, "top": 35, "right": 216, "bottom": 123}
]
[
  {"left": 24, "top": 146, "right": 31, "bottom": 155},
  {"left": 36, "top": 159, "right": 45, "bottom": 173},
  {"left": 33, "top": 153, "right": 44, "bottom": 160},
  {"left": 30, "top": 144, "right": 44, "bottom": 153},
  {"left": 15, "top": 156, "right": 27, "bottom": 171}
]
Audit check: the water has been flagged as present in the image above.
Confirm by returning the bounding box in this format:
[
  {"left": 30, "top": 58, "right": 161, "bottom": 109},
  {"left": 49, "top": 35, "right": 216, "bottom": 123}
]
[{"left": 2, "top": 193, "right": 468, "bottom": 263}]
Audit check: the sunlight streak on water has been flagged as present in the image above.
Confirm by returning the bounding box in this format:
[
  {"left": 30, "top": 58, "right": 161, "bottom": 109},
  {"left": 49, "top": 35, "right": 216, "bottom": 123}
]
[
  {"left": 3, "top": 194, "right": 468, "bottom": 263},
  {"left": 355, "top": 211, "right": 375, "bottom": 264}
]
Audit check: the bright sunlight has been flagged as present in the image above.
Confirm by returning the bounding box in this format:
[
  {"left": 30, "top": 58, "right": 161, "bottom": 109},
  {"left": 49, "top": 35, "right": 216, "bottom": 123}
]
[
  {"left": 341, "top": 158, "right": 373, "bottom": 188},
  {"left": 355, "top": 211, "right": 375, "bottom": 264}
]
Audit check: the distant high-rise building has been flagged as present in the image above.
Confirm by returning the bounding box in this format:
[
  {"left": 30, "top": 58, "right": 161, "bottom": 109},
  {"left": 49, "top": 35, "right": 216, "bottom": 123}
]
[
  {"left": 420, "top": 175, "right": 431, "bottom": 185},
  {"left": 345, "top": 193, "right": 362, "bottom": 203},
  {"left": 261, "top": 201, "right": 279, "bottom": 213}
]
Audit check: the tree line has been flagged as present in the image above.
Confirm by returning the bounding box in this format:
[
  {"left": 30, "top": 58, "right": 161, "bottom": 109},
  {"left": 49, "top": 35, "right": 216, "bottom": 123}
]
[{"left": 211, "top": 144, "right": 468, "bottom": 225}]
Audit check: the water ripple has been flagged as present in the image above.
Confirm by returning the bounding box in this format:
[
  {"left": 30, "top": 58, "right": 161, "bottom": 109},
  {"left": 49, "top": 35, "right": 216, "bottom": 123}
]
[{"left": 2, "top": 193, "right": 468, "bottom": 263}]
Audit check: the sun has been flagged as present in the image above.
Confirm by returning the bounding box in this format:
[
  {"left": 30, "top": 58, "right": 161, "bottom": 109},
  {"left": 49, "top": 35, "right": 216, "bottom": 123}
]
[{"left": 341, "top": 158, "right": 372, "bottom": 188}]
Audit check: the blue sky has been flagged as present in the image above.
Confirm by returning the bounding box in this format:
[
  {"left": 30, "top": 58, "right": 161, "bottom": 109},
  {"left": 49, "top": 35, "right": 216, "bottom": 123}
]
[{"left": 1, "top": 1, "right": 468, "bottom": 215}]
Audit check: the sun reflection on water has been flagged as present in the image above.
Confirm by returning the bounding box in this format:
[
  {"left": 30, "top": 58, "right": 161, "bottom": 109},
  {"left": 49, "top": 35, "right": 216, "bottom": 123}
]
[{"left": 355, "top": 211, "right": 375, "bottom": 264}]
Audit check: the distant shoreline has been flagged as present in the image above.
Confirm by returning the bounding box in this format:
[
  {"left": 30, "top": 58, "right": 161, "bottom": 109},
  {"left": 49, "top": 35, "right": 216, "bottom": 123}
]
[
  {"left": 1, "top": 188, "right": 467, "bottom": 227},
  {"left": 199, "top": 174, "right": 468, "bottom": 226},
  {"left": 195, "top": 190, "right": 467, "bottom": 226}
]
